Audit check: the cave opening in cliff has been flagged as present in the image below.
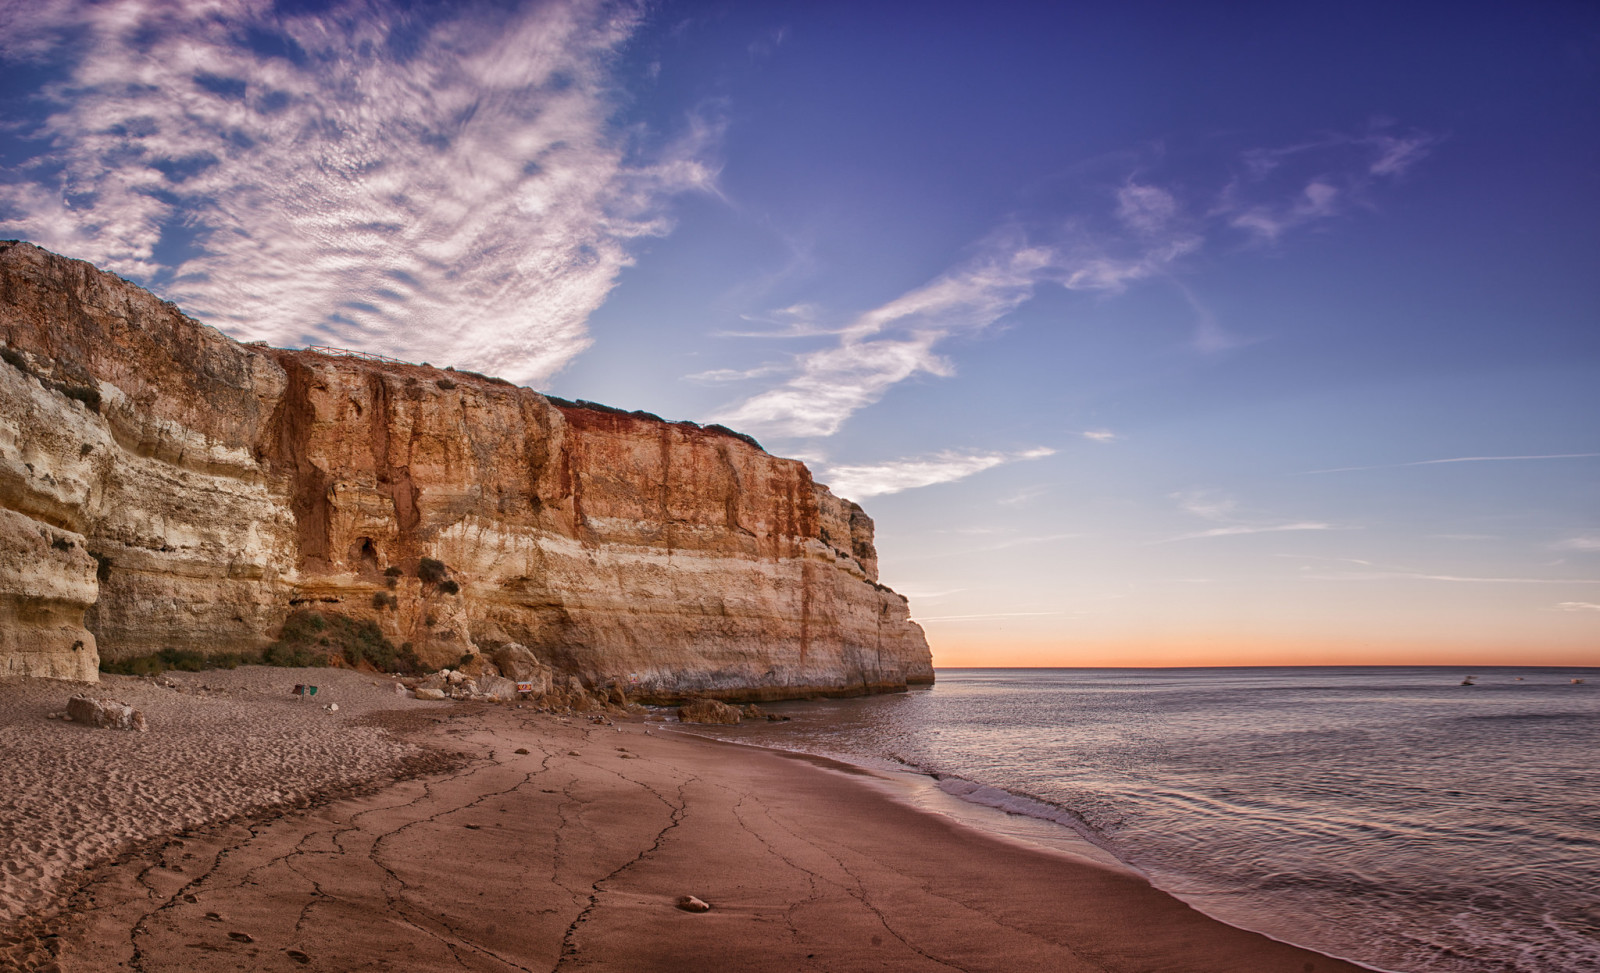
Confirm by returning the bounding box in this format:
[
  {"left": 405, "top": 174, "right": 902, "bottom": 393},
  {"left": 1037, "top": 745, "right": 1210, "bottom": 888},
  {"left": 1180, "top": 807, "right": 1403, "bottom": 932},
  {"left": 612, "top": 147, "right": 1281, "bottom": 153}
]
[{"left": 351, "top": 536, "right": 380, "bottom": 574}]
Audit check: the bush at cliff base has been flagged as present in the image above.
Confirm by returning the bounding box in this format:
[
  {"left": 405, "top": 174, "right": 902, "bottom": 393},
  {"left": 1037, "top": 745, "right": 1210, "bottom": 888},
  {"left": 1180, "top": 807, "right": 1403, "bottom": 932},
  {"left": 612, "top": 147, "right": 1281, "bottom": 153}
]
[{"left": 266, "top": 610, "right": 424, "bottom": 674}]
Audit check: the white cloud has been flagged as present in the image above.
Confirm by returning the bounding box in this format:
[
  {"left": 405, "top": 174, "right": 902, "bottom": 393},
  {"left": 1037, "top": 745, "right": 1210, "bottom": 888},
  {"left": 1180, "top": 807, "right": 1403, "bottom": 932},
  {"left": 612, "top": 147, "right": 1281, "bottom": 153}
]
[
  {"left": 686, "top": 363, "right": 789, "bottom": 383},
  {"left": 1554, "top": 535, "right": 1600, "bottom": 553},
  {"left": 1554, "top": 602, "right": 1600, "bottom": 612},
  {"left": 1115, "top": 182, "right": 1179, "bottom": 235},
  {"left": 1218, "top": 126, "right": 1435, "bottom": 244},
  {"left": 712, "top": 125, "right": 1428, "bottom": 439},
  {"left": 0, "top": 0, "right": 717, "bottom": 384},
  {"left": 1368, "top": 133, "right": 1437, "bottom": 177},
  {"left": 1170, "top": 522, "right": 1335, "bottom": 541},
  {"left": 714, "top": 237, "right": 1059, "bottom": 436},
  {"left": 1299, "top": 453, "right": 1600, "bottom": 475},
  {"left": 1311, "top": 571, "right": 1600, "bottom": 584},
  {"left": 818, "top": 446, "right": 1054, "bottom": 499},
  {"left": 1082, "top": 429, "right": 1116, "bottom": 443},
  {"left": 1165, "top": 490, "right": 1339, "bottom": 541},
  {"left": 1171, "top": 489, "right": 1237, "bottom": 521}
]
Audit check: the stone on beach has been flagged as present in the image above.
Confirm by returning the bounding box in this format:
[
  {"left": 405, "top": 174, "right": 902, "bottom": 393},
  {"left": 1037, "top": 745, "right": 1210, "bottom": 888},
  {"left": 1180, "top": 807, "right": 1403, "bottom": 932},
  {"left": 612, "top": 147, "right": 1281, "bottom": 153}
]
[
  {"left": 491, "top": 643, "right": 554, "bottom": 694},
  {"left": 677, "top": 698, "right": 741, "bottom": 724},
  {"left": 65, "top": 695, "right": 147, "bottom": 732},
  {"left": 675, "top": 895, "right": 711, "bottom": 913},
  {"left": 476, "top": 675, "right": 521, "bottom": 701}
]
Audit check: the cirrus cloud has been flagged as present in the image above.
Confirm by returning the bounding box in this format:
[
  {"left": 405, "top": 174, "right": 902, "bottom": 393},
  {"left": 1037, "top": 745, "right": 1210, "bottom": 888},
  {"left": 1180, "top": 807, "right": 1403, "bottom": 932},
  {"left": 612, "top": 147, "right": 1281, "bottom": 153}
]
[
  {"left": 818, "top": 446, "right": 1054, "bottom": 499},
  {"left": 0, "top": 0, "right": 718, "bottom": 384},
  {"left": 710, "top": 124, "right": 1433, "bottom": 439}
]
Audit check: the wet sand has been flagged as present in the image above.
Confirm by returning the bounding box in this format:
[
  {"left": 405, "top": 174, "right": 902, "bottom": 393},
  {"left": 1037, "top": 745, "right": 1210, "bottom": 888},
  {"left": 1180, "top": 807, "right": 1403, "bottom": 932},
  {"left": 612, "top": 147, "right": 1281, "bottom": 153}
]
[{"left": 2, "top": 671, "right": 1367, "bottom": 972}]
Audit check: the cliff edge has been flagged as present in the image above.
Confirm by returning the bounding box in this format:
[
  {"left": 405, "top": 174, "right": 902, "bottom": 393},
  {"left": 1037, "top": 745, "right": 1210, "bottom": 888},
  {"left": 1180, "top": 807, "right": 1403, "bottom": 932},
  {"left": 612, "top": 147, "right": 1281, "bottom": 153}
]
[{"left": 0, "top": 241, "right": 933, "bottom": 698}]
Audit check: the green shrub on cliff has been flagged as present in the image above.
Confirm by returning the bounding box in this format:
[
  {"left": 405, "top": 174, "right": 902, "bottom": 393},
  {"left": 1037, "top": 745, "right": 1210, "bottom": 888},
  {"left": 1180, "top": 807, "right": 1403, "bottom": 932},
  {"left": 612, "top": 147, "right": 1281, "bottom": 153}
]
[
  {"left": 100, "top": 647, "right": 247, "bottom": 676},
  {"left": 269, "top": 610, "right": 422, "bottom": 674}
]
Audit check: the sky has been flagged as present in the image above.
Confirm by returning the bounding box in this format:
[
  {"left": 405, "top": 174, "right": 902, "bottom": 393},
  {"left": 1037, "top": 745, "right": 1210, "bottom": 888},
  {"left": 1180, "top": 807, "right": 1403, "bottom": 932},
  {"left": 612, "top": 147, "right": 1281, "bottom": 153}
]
[{"left": 2, "top": 0, "right": 1596, "bottom": 667}]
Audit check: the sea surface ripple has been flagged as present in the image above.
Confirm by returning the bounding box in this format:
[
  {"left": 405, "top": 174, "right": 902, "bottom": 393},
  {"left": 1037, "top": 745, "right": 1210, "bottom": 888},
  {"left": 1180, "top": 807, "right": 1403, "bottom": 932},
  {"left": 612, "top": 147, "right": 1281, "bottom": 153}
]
[{"left": 678, "top": 667, "right": 1600, "bottom": 973}]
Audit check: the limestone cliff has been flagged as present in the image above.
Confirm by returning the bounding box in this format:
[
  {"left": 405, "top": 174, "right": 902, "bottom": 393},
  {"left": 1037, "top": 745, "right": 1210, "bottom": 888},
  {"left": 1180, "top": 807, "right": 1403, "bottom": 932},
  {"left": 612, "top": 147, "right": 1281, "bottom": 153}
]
[{"left": 0, "top": 242, "right": 933, "bottom": 698}]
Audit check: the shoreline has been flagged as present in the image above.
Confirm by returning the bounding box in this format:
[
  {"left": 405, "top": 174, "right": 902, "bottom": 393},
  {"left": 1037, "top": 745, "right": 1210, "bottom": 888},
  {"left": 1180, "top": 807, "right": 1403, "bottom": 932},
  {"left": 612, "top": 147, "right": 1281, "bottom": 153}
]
[
  {"left": 663, "top": 724, "right": 1395, "bottom": 973},
  {"left": 3, "top": 669, "right": 1369, "bottom": 972}
]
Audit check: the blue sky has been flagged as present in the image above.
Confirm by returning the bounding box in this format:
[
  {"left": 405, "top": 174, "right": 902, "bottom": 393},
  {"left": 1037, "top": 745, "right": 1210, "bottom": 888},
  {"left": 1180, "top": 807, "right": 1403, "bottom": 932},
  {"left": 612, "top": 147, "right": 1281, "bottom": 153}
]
[{"left": 3, "top": 0, "right": 1596, "bottom": 664}]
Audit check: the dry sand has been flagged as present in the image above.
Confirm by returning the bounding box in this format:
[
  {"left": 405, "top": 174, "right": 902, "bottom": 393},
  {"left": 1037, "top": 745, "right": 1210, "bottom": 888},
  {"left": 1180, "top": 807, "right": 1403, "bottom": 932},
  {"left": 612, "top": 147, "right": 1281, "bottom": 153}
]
[{"left": 2, "top": 670, "right": 1368, "bottom": 972}]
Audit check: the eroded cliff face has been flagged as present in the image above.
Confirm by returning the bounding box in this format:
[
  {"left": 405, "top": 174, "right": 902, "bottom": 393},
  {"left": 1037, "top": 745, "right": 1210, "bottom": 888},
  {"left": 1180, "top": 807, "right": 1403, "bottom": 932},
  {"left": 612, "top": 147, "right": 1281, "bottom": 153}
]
[{"left": 0, "top": 242, "right": 932, "bottom": 697}]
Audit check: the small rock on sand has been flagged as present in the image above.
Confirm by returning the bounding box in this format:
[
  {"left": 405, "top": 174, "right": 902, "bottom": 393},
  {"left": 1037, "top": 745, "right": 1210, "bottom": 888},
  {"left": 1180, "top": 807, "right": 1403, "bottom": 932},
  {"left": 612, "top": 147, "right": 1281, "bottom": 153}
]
[
  {"left": 514, "top": 747, "right": 531, "bottom": 755},
  {"left": 324, "top": 703, "right": 339, "bottom": 713},
  {"left": 65, "top": 695, "right": 148, "bottom": 732},
  {"left": 413, "top": 688, "right": 447, "bottom": 700},
  {"left": 676, "top": 895, "right": 711, "bottom": 913}
]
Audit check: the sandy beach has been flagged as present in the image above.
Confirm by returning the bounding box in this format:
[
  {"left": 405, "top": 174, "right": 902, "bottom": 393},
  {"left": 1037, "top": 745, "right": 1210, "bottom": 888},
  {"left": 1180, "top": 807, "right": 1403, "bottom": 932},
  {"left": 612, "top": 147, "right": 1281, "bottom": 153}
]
[{"left": 2, "top": 669, "right": 1367, "bottom": 972}]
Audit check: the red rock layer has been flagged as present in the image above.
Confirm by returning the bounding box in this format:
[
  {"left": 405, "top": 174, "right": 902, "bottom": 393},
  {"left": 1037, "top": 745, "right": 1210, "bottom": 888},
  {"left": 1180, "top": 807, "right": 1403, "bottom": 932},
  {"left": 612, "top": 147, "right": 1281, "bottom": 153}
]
[{"left": 0, "top": 242, "right": 932, "bottom": 697}]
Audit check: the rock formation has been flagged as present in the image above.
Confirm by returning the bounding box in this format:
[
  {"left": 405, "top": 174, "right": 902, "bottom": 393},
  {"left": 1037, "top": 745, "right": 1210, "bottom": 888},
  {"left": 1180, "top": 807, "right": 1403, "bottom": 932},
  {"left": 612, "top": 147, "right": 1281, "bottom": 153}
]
[{"left": 0, "top": 241, "right": 933, "bottom": 699}]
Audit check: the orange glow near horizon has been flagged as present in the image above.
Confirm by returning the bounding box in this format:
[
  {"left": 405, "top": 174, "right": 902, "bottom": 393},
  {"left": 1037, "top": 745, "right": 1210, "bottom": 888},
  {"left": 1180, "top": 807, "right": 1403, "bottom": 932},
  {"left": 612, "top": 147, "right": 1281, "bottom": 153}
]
[{"left": 928, "top": 635, "right": 1600, "bottom": 669}]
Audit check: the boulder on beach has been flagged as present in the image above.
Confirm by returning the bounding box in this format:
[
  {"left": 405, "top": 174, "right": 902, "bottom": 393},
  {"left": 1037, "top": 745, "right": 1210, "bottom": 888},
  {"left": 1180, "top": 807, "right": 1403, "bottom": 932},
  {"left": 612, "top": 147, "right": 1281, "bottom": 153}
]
[
  {"left": 476, "top": 675, "right": 521, "bottom": 701},
  {"left": 677, "top": 698, "right": 741, "bottom": 724},
  {"left": 66, "top": 695, "right": 148, "bottom": 732},
  {"left": 492, "top": 643, "right": 554, "bottom": 694}
]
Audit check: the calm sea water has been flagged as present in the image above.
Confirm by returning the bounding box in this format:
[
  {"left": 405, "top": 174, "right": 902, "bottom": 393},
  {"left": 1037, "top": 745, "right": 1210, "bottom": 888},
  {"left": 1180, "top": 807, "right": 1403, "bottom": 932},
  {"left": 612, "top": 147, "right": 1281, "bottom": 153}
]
[{"left": 672, "top": 667, "right": 1600, "bottom": 973}]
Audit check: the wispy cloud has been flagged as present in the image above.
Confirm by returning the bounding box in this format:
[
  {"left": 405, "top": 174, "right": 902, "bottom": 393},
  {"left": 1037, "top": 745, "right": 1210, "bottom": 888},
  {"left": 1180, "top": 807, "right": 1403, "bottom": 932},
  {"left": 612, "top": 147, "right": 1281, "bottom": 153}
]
[
  {"left": 1082, "top": 429, "right": 1117, "bottom": 443},
  {"left": 818, "top": 446, "right": 1053, "bottom": 499},
  {"left": 0, "top": 0, "right": 718, "bottom": 384},
  {"left": 998, "top": 485, "right": 1049, "bottom": 507},
  {"left": 713, "top": 235, "right": 1067, "bottom": 436},
  {"left": 1310, "top": 572, "right": 1600, "bottom": 584},
  {"left": 1554, "top": 535, "right": 1600, "bottom": 553},
  {"left": 1164, "top": 490, "right": 1339, "bottom": 542},
  {"left": 712, "top": 125, "right": 1431, "bottom": 438},
  {"left": 1554, "top": 602, "right": 1600, "bottom": 612},
  {"left": 1172, "top": 489, "right": 1238, "bottom": 521},
  {"left": 1276, "top": 554, "right": 1376, "bottom": 567},
  {"left": 1218, "top": 126, "right": 1438, "bottom": 243},
  {"left": 1170, "top": 522, "right": 1336, "bottom": 542},
  {"left": 1298, "top": 453, "right": 1600, "bottom": 475}
]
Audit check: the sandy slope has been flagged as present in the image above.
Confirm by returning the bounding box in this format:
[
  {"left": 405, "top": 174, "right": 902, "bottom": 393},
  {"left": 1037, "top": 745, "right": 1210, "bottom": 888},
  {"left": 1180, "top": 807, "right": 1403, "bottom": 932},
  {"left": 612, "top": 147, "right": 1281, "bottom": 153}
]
[
  {"left": 1, "top": 676, "right": 1366, "bottom": 973},
  {"left": 0, "top": 668, "right": 454, "bottom": 930}
]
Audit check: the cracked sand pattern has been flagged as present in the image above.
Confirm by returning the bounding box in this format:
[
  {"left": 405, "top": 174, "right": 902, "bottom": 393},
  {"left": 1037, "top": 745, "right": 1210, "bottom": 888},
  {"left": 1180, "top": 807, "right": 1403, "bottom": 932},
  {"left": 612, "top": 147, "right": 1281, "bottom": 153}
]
[
  {"left": 3, "top": 694, "right": 1369, "bottom": 973},
  {"left": 0, "top": 668, "right": 451, "bottom": 931}
]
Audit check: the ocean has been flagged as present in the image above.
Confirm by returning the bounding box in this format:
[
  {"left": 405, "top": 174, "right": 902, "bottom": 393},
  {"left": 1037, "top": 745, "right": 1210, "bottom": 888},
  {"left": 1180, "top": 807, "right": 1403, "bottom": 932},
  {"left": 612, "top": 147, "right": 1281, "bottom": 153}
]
[{"left": 669, "top": 667, "right": 1600, "bottom": 973}]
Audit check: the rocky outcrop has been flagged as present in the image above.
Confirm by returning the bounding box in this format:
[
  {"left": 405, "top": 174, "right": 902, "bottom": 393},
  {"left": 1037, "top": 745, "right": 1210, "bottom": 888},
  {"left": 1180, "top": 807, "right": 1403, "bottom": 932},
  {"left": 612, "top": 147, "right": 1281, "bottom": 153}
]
[
  {"left": 0, "top": 242, "right": 933, "bottom": 697},
  {"left": 677, "top": 698, "right": 743, "bottom": 725},
  {"left": 65, "top": 695, "right": 148, "bottom": 731}
]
